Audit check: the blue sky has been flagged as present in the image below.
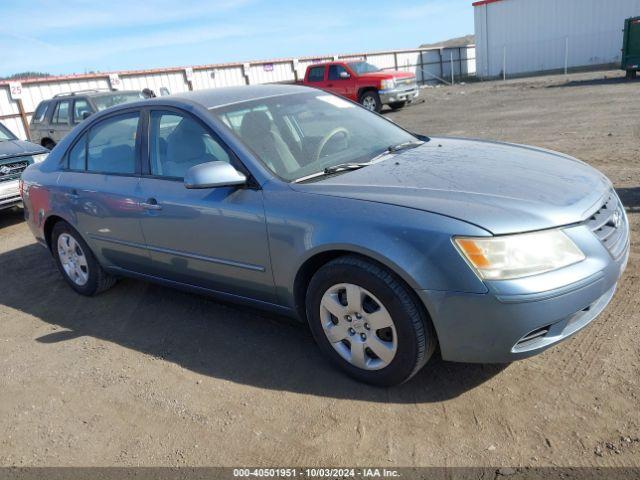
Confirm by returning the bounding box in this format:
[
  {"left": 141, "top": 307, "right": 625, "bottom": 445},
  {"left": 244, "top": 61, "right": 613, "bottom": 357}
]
[{"left": 0, "top": 0, "right": 474, "bottom": 77}]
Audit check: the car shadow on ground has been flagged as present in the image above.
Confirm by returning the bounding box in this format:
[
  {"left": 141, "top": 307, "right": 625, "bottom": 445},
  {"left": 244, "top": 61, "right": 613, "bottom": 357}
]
[
  {"left": 0, "top": 208, "right": 25, "bottom": 229},
  {"left": 546, "top": 76, "right": 634, "bottom": 89},
  {"left": 617, "top": 187, "right": 640, "bottom": 215},
  {"left": 0, "top": 242, "right": 505, "bottom": 403}
]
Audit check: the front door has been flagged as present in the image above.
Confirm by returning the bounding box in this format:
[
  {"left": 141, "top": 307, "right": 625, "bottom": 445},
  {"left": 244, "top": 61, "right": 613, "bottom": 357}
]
[
  {"left": 137, "top": 109, "right": 275, "bottom": 303},
  {"left": 58, "top": 110, "right": 151, "bottom": 272},
  {"left": 327, "top": 64, "right": 356, "bottom": 100}
]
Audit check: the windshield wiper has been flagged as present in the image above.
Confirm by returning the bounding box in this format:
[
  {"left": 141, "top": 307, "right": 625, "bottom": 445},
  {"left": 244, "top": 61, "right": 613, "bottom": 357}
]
[
  {"left": 323, "top": 162, "right": 370, "bottom": 174},
  {"left": 292, "top": 140, "right": 425, "bottom": 183},
  {"left": 387, "top": 140, "right": 425, "bottom": 152},
  {"left": 364, "top": 140, "right": 425, "bottom": 164}
]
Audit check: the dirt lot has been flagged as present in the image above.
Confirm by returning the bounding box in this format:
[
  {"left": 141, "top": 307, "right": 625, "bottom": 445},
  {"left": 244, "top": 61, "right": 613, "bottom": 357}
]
[{"left": 0, "top": 69, "right": 639, "bottom": 468}]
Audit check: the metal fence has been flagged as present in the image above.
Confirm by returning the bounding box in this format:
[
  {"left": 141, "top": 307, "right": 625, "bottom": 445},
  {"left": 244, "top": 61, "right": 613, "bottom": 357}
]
[{"left": 0, "top": 45, "right": 476, "bottom": 140}]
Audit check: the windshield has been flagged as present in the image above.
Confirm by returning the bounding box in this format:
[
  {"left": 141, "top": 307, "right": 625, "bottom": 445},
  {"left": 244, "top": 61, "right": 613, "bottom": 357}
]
[
  {"left": 211, "top": 91, "right": 418, "bottom": 181},
  {"left": 347, "top": 61, "right": 381, "bottom": 75},
  {"left": 0, "top": 123, "right": 17, "bottom": 141},
  {"left": 93, "top": 92, "right": 145, "bottom": 111}
]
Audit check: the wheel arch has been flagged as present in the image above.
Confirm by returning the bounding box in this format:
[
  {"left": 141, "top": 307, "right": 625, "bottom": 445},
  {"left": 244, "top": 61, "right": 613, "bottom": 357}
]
[
  {"left": 40, "top": 137, "right": 55, "bottom": 148},
  {"left": 357, "top": 86, "right": 378, "bottom": 101},
  {"left": 43, "top": 214, "right": 73, "bottom": 251},
  {"left": 292, "top": 246, "right": 428, "bottom": 324}
]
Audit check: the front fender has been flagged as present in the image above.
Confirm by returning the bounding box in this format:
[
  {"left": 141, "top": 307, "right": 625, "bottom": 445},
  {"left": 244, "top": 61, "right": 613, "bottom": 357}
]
[{"left": 264, "top": 188, "right": 490, "bottom": 310}]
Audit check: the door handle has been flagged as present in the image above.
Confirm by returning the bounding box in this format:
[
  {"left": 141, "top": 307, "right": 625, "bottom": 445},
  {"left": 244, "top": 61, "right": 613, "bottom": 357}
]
[
  {"left": 327, "top": 83, "right": 334, "bottom": 87},
  {"left": 139, "top": 198, "right": 162, "bottom": 210},
  {"left": 65, "top": 189, "right": 79, "bottom": 200},
  {"left": 49, "top": 130, "right": 54, "bottom": 134}
]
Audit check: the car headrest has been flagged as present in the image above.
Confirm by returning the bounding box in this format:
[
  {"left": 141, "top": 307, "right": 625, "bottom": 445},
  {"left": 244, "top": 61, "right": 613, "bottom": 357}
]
[
  {"left": 240, "top": 111, "right": 272, "bottom": 139},
  {"left": 166, "top": 119, "right": 207, "bottom": 163}
]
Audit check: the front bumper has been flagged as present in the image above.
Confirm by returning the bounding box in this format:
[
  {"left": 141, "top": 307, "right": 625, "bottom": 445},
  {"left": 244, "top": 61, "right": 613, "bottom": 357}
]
[
  {"left": 379, "top": 86, "right": 419, "bottom": 105},
  {"left": 419, "top": 221, "right": 630, "bottom": 364},
  {"left": 0, "top": 179, "right": 22, "bottom": 210}
]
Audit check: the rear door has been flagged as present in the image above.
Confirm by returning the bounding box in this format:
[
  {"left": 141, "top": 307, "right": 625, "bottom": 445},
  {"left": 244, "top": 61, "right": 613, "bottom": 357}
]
[
  {"left": 306, "top": 65, "right": 330, "bottom": 91},
  {"left": 58, "top": 110, "right": 151, "bottom": 272},
  {"left": 137, "top": 108, "right": 275, "bottom": 302},
  {"left": 48, "top": 99, "right": 72, "bottom": 144}
]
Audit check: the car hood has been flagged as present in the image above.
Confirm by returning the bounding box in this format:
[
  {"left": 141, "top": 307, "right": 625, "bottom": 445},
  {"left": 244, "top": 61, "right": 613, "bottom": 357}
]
[
  {"left": 359, "top": 71, "right": 415, "bottom": 81},
  {"left": 290, "top": 137, "right": 611, "bottom": 235},
  {"left": 0, "top": 139, "right": 48, "bottom": 159}
]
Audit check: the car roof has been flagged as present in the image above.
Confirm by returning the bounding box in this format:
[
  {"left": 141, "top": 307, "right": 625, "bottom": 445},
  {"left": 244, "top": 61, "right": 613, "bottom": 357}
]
[
  {"left": 67, "top": 84, "right": 318, "bottom": 117},
  {"left": 50, "top": 90, "right": 141, "bottom": 99},
  {"left": 168, "top": 84, "right": 315, "bottom": 110}
]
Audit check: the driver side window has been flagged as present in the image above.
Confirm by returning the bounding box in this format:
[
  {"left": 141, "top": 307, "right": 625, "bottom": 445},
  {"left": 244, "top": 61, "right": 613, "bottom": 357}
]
[{"left": 149, "top": 111, "right": 230, "bottom": 178}]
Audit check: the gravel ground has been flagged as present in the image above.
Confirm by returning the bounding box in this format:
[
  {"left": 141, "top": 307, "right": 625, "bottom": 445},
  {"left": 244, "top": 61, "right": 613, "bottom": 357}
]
[{"left": 0, "top": 69, "right": 638, "bottom": 468}]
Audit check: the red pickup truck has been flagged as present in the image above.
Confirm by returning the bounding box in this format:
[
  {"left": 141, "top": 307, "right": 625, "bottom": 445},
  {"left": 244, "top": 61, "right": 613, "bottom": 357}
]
[{"left": 302, "top": 60, "right": 419, "bottom": 113}]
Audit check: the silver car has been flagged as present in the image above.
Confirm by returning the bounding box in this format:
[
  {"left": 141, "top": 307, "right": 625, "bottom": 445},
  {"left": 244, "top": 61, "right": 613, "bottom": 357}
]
[{"left": 20, "top": 85, "right": 629, "bottom": 386}]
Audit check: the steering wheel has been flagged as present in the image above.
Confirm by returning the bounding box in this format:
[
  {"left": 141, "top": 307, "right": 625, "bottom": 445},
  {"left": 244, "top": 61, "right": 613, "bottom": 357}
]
[{"left": 314, "top": 127, "right": 351, "bottom": 162}]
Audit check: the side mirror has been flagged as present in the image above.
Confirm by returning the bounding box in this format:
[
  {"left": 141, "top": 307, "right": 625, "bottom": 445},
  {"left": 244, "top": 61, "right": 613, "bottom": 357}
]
[
  {"left": 339, "top": 71, "right": 351, "bottom": 79},
  {"left": 81, "top": 111, "right": 92, "bottom": 120},
  {"left": 184, "top": 161, "right": 247, "bottom": 189}
]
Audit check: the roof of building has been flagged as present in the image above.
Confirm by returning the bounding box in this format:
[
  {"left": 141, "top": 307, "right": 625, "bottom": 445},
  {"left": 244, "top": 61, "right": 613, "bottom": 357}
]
[{"left": 472, "top": 0, "right": 505, "bottom": 7}]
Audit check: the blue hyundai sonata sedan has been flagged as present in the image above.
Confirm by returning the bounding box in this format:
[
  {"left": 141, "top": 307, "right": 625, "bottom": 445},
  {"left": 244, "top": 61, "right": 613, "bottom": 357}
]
[{"left": 20, "top": 85, "right": 629, "bottom": 386}]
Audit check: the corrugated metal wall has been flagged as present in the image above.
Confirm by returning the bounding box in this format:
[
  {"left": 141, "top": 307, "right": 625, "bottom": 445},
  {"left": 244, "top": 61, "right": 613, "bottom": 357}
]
[
  {"left": 1, "top": 45, "right": 475, "bottom": 140},
  {"left": 474, "top": 0, "right": 640, "bottom": 78}
]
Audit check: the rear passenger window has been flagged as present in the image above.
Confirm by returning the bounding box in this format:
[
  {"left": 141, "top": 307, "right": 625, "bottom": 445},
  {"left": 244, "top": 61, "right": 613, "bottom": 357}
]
[
  {"left": 32, "top": 102, "right": 49, "bottom": 124},
  {"left": 68, "top": 135, "right": 87, "bottom": 170},
  {"left": 52, "top": 100, "right": 71, "bottom": 124},
  {"left": 307, "top": 66, "right": 325, "bottom": 82},
  {"left": 86, "top": 113, "right": 139, "bottom": 174}
]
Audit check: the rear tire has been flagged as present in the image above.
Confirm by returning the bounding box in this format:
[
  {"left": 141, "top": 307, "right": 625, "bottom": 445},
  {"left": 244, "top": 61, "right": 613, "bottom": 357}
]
[
  {"left": 306, "top": 255, "right": 436, "bottom": 386},
  {"left": 42, "top": 139, "right": 56, "bottom": 150},
  {"left": 51, "top": 221, "right": 116, "bottom": 296},
  {"left": 389, "top": 101, "right": 406, "bottom": 111},
  {"left": 626, "top": 69, "right": 637, "bottom": 80},
  {"left": 359, "top": 91, "right": 382, "bottom": 113}
]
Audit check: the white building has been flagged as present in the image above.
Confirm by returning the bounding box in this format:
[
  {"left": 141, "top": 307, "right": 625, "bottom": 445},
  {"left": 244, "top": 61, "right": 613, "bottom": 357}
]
[{"left": 474, "top": 0, "right": 640, "bottom": 78}]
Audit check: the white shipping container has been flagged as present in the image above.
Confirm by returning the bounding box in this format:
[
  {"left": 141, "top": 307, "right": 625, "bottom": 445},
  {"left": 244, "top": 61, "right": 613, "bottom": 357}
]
[{"left": 474, "top": 0, "right": 640, "bottom": 78}]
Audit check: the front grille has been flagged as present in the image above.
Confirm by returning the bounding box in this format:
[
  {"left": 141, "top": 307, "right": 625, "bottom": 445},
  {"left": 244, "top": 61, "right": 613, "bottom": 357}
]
[
  {"left": 0, "top": 158, "right": 30, "bottom": 183},
  {"left": 395, "top": 77, "right": 416, "bottom": 88},
  {"left": 586, "top": 191, "right": 628, "bottom": 259}
]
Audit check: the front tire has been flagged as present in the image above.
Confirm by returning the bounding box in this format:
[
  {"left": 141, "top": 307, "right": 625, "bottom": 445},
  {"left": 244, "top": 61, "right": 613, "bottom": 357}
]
[
  {"left": 306, "top": 256, "right": 436, "bottom": 386},
  {"left": 51, "top": 221, "right": 116, "bottom": 296},
  {"left": 359, "top": 91, "right": 382, "bottom": 113}
]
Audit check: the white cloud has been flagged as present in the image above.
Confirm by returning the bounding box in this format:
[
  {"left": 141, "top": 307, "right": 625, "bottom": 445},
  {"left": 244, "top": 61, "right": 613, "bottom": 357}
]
[{"left": 0, "top": 6, "right": 351, "bottom": 74}]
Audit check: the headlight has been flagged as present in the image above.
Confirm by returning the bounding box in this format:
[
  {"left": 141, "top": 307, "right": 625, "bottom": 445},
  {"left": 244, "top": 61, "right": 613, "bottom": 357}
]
[
  {"left": 454, "top": 230, "right": 585, "bottom": 280},
  {"left": 32, "top": 153, "right": 48, "bottom": 163},
  {"left": 380, "top": 78, "right": 396, "bottom": 90}
]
